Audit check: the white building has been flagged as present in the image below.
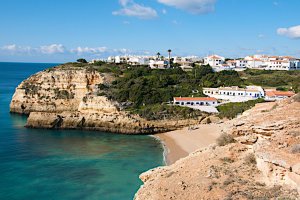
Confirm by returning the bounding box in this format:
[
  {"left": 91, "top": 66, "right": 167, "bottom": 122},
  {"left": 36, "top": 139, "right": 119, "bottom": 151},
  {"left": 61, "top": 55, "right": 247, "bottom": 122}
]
[
  {"left": 128, "top": 57, "right": 150, "bottom": 66},
  {"left": 243, "top": 55, "right": 300, "bottom": 71},
  {"left": 149, "top": 60, "right": 169, "bottom": 69},
  {"left": 204, "top": 55, "right": 225, "bottom": 67},
  {"left": 203, "top": 86, "right": 264, "bottom": 102},
  {"left": 107, "top": 55, "right": 151, "bottom": 66},
  {"left": 214, "top": 64, "right": 236, "bottom": 72},
  {"left": 107, "top": 56, "right": 115, "bottom": 63},
  {"left": 265, "top": 56, "right": 300, "bottom": 71},
  {"left": 115, "top": 56, "right": 129, "bottom": 64},
  {"left": 265, "top": 90, "right": 295, "bottom": 101},
  {"left": 244, "top": 55, "right": 267, "bottom": 69},
  {"left": 172, "top": 56, "right": 194, "bottom": 71},
  {"left": 173, "top": 97, "right": 219, "bottom": 113}
]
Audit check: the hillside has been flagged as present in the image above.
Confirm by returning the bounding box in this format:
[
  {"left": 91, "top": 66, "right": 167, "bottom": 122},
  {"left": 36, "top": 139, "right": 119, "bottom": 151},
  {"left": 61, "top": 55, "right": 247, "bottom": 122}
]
[
  {"left": 10, "top": 64, "right": 210, "bottom": 134},
  {"left": 135, "top": 95, "right": 300, "bottom": 199}
]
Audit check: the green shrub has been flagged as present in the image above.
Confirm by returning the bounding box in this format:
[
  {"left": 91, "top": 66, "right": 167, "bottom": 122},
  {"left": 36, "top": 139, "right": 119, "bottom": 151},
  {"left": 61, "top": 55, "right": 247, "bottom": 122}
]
[
  {"left": 244, "top": 153, "right": 257, "bottom": 165},
  {"left": 216, "top": 133, "right": 235, "bottom": 146},
  {"left": 217, "top": 98, "right": 265, "bottom": 119},
  {"left": 290, "top": 144, "right": 300, "bottom": 154},
  {"left": 293, "top": 93, "right": 300, "bottom": 102},
  {"left": 132, "top": 104, "right": 203, "bottom": 120}
]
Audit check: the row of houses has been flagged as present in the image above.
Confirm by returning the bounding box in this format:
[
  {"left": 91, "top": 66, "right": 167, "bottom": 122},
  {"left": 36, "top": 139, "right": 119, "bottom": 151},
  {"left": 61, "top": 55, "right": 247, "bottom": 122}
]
[
  {"left": 105, "top": 55, "right": 202, "bottom": 70},
  {"left": 204, "top": 54, "right": 300, "bottom": 71},
  {"left": 173, "top": 86, "right": 295, "bottom": 113},
  {"left": 103, "top": 54, "right": 300, "bottom": 71}
]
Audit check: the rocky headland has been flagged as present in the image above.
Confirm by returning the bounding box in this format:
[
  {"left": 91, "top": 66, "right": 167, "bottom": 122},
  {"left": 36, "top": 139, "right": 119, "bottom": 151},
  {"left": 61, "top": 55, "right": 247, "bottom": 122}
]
[
  {"left": 10, "top": 64, "right": 208, "bottom": 134},
  {"left": 135, "top": 95, "right": 300, "bottom": 199}
]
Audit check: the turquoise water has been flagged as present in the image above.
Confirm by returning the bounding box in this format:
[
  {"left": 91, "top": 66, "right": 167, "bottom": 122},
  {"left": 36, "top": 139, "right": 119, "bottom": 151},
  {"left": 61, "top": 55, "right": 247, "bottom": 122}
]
[{"left": 0, "top": 62, "right": 164, "bottom": 200}]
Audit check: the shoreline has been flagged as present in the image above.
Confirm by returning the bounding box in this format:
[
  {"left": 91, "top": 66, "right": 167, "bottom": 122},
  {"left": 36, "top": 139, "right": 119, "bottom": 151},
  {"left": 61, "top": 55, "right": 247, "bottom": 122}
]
[{"left": 153, "top": 123, "right": 224, "bottom": 165}]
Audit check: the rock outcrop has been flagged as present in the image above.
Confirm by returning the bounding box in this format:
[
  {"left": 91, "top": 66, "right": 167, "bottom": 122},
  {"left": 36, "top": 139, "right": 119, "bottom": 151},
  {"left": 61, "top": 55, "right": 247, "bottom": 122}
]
[
  {"left": 10, "top": 65, "right": 203, "bottom": 134},
  {"left": 135, "top": 97, "right": 300, "bottom": 199},
  {"left": 10, "top": 66, "right": 104, "bottom": 114}
]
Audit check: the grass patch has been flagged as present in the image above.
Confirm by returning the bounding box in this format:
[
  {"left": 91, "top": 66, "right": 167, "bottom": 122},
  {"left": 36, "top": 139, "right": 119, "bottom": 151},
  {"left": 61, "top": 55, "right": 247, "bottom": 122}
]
[{"left": 217, "top": 98, "right": 265, "bottom": 119}]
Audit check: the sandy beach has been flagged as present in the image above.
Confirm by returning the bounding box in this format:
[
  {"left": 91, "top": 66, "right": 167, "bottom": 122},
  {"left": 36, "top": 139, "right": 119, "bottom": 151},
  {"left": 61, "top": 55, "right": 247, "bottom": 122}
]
[{"left": 155, "top": 123, "right": 223, "bottom": 165}]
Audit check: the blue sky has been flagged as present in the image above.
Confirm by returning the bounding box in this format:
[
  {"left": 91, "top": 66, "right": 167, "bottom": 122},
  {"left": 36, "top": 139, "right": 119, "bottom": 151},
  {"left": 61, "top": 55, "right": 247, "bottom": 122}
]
[{"left": 0, "top": 0, "right": 300, "bottom": 62}]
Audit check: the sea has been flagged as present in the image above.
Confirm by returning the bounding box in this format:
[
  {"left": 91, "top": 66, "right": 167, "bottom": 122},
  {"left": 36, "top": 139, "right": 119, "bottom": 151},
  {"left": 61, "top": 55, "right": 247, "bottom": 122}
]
[{"left": 0, "top": 62, "right": 164, "bottom": 200}]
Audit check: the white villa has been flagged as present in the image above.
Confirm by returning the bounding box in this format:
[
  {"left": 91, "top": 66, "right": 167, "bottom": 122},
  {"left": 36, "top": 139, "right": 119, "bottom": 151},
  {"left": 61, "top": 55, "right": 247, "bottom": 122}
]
[
  {"left": 128, "top": 56, "right": 150, "bottom": 66},
  {"left": 173, "top": 97, "right": 219, "bottom": 113},
  {"left": 149, "top": 60, "right": 169, "bottom": 69},
  {"left": 226, "top": 59, "right": 248, "bottom": 68},
  {"left": 107, "top": 55, "right": 151, "bottom": 66},
  {"left": 204, "top": 55, "right": 225, "bottom": 67},
  {"left": 265, "top": 56, "right": 300, "bottom": 71},
  {"left": 203, "top": 86, "right": 264, "bottom": 102}
]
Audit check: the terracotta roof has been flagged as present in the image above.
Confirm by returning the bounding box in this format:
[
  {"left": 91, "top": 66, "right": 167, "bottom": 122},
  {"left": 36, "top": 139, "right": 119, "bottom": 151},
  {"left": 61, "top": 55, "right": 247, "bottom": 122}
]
[
  {"left": 174, "top": 97, "right": 217, "bottom": 102},
  {"left": 265, "top": 91, "right": 295, "bottom": 97}
]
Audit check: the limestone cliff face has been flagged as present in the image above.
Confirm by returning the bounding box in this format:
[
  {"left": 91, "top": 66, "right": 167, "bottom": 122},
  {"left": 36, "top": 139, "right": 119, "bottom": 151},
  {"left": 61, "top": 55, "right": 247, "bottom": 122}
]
[
  {"left": 10, "top": 66, "right": 105, "bottom": 114},
  {"left": 10, "top": 65, "right": 203, "bottom": 134},
  {"left": 135, "top": 97, "right": 300, "bottom": 199}
]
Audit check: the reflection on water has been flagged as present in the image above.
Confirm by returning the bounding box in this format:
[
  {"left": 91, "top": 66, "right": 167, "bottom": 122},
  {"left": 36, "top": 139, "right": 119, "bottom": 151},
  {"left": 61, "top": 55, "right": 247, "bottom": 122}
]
[{"left": 0, "top": 62, "right": 164, "bottom": 200}]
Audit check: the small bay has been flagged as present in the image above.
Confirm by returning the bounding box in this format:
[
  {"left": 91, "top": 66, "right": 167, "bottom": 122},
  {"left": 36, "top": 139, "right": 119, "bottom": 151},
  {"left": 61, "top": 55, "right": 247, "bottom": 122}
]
[{"left": 0, "top": 62, "right": 164, "bottom": 200}]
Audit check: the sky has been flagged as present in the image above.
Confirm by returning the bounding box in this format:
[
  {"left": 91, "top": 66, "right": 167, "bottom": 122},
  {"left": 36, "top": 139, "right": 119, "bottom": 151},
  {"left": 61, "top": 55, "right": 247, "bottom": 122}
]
[{"left": 0, "top": 0, "right": 300, "bottom": 63}]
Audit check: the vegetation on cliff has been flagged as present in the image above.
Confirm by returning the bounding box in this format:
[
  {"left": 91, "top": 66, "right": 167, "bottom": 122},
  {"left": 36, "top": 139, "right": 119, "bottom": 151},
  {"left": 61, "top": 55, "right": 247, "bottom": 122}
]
[
  {"left": 240, "top": 69, "right": 300, "bottom": 92},
  {"left": 217, "top": 98, "right": 265, "bottom": 119},
  {"left": 37, "top": 63, "right": 298, "bottom": 120},
  {"left": 105, "top": 65, "right": 244, "bottom": 120}
]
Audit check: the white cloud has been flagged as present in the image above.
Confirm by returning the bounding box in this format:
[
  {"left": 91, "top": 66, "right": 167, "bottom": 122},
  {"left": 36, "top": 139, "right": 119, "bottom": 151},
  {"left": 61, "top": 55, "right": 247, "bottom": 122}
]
[
  {"left": 0, "top": 44, "right": 152, "bottom": 59},
  {"left": 157, "top": 0, "right": 216, "bottom": 14},
  {"left": 1, "top": 44, "right": 33, "bottom": 54},
  {"left": 40, "top": 44, "right": 65, "bottom": 54},
  {"left": 277, "top": 25, "right": 300, "bottom": 39},
  {"left": 119, "top": 0, "right": 131, "bottom": 6},
  {"left": 258, "top": 34, "right": 265, "bottom": 38},
  {"left": 71, "top": 46, "right": 108, "bottom": 55},
  {"left": 113, "top": 0, "right": 158, "bottom": 19},
  {"left": 162, "top": 9, "right": 167, "bottom": 14},
  {"left": 113, "top": 48, "right": 131, "bottom": 54}
]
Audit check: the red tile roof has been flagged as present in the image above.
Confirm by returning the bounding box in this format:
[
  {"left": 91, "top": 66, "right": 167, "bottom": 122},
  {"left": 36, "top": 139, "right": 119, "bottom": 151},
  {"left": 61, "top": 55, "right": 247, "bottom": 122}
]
[
  {"left": 265, "top": 91, "right": 295, "bottom": 97},
  {"left": 174, "top": 97, "right": 217, "bottom": 102}
]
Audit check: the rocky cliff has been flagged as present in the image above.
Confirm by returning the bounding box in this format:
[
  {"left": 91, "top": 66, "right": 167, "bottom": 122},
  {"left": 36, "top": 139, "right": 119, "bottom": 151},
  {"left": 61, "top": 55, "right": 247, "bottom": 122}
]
[
  {"left": 10, "top": 65, "right": 204, "bottom": 134},
  {"left": 135, "top": 96, "right": 300, "bottom": 199}
]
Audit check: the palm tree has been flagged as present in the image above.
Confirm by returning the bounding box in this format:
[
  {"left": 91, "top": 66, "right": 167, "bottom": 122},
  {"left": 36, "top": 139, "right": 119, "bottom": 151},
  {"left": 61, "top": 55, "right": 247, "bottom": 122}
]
[
  {"left": 167, "top": 49, "right": 172, "bottom": 68},
  {"left": 156, "top": 52, "right": 161, "bottom": 60}
]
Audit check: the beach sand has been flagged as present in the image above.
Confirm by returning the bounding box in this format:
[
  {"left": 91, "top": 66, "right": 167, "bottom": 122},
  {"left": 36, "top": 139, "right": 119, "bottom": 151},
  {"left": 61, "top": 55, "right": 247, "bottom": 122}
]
[{"left": 155, "top": 124, "right": 223, "bottom": 165}]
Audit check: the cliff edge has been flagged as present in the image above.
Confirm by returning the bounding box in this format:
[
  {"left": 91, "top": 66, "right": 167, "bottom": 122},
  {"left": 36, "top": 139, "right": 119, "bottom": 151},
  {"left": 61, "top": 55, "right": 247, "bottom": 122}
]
[
  {"left": 10, "top": 64, "right": 204, "bottom": 134},
  {"left": 135, "top": 96, "right": 300, "bottom": 199}
]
